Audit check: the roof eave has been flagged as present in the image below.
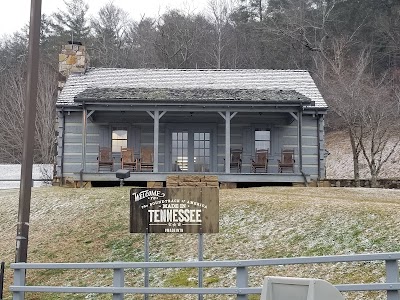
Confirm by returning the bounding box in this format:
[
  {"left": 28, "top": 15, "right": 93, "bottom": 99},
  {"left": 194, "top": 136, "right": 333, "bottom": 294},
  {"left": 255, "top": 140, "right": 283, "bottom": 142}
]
[{"left": 73, "top": 98, "right": 312, "bottom": 106}]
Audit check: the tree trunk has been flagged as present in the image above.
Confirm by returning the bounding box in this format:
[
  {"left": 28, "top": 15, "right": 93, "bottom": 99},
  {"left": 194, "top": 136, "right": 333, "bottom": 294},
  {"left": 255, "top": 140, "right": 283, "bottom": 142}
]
[
  {"left": 349, "top": 129, "right": 360, "bottom": 187},
  {"left": 368, "top": 161, "right": 379, "bottom": 188},
  {"left": 370, "top": 174, "right": 378, "bottom": 188}
]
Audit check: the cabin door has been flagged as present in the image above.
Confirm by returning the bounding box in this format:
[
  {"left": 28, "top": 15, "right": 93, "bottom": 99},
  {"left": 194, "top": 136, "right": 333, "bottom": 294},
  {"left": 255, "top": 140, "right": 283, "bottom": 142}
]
[{"left": 171, "top": 130, "right": 211, "bottom": 172}]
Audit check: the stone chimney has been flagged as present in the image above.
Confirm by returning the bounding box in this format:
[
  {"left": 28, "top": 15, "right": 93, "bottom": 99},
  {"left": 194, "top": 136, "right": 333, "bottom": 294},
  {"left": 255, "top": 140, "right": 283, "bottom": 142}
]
[{"left": 58, "top": 41, "right": 90, "bottom": 91}]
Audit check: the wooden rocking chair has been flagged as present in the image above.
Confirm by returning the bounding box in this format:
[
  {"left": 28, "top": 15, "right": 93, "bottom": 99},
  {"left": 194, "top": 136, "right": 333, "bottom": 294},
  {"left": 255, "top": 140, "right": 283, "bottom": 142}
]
[
  {"left": 97, "top": 147, "right": 114, "bottom": 171},
  {"left": 278, "top": 149, "right": 295, "bottom": 173},
  {"left": 121, "top": 147, "right": 138, "bottom": 171},
  {"left": 139, "top": 146, "right": 154, "bottom": 172},
  {"left": 229, "top": 148, "right": 243, "bottom": 173},
  {"left": 251, "top": 149, "right": 268, "bottom": 173}
]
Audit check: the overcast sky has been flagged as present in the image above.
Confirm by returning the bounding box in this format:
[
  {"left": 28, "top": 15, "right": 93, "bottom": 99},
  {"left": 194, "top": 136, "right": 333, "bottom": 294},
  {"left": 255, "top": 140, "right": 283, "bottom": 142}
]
[{"left": 0, "top": 0, "right": 210, "bottom": 36}]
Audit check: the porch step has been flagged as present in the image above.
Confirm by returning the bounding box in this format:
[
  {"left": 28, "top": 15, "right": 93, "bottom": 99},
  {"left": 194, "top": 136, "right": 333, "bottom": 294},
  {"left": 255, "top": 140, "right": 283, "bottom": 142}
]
[
  {"left": 220, "top": 182, "right": 237, "bottom": 189},
  {"left": 147, "top": 181, "right": 164, "bottom": 188},
  {"left": 166, "top": 175, "right": 219, "bottom": 187}
]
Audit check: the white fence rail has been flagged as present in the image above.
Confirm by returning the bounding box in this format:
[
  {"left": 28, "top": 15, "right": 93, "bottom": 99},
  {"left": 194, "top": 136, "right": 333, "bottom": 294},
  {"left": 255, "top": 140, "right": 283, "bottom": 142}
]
[
  {"left": 0, "top": 164, "right": 52, "bottom": 189},
  {"left": 9, "top": 252, "right": 400, "bottom": 300}
]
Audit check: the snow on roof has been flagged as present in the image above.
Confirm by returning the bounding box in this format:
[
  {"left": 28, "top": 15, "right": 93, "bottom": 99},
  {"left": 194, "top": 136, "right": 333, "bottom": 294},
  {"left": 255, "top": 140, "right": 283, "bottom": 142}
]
[{"left": 57, "top": 68, "right": 327, "bottom": 108}]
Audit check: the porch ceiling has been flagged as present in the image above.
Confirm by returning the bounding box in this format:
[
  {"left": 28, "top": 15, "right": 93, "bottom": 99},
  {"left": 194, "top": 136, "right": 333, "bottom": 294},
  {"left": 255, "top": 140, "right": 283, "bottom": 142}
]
[{"left": 87, "top": 110, "right": 297, "bottom": 125}]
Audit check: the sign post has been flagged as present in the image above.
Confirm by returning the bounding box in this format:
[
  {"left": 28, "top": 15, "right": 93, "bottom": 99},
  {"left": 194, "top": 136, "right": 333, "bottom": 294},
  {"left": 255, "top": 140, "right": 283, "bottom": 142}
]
[
  {"left": 144, "top": 228, "right": 149, "bottom": 300},
  {"left": 130, "top": 187, "right": 219, "bottom": 299},
  {"left": 15, "top": 0, "right": 42, "bottom": 265},
  {"left": 198, "top": 230, "right": 204, "bottom": 300}
]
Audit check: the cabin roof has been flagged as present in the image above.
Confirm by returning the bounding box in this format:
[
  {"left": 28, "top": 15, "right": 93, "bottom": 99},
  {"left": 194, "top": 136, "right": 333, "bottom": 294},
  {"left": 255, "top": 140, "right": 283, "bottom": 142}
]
[{"left": 58, "top": 68, "right": 327, "bottom": 108}]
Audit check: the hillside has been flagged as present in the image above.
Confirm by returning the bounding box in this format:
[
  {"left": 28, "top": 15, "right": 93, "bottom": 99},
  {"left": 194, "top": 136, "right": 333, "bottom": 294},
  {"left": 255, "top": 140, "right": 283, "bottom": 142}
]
[
  {"left": 326, "top": 131, "right": 400, "bottom": 179},
  {"left": 1, "top": 186, "right": 400, "bottom": 299}
]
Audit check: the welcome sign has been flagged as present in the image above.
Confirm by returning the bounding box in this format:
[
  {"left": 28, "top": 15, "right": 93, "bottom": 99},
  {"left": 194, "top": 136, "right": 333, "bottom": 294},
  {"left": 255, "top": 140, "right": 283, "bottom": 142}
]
[{"left": 130, "top": 187, "right": 219, "bottom": 233}]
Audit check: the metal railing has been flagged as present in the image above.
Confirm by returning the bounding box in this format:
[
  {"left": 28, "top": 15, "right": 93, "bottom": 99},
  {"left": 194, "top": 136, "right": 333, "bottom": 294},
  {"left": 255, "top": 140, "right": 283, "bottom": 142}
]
[
  {"left": 0, "top": 179, "right": 48, "bottom": 182},
  {"left": 10, "top": 252, "right": 400, "bottom": 300},
  {"left": 0, "top": 178, "right": 50, "bottom": 189}
]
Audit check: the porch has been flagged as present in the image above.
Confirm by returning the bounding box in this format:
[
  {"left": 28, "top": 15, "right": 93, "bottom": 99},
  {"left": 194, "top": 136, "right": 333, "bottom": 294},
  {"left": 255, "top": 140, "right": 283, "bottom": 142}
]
[
  {"left": 58, "top": 103, "right": 322, "bottom": 186},
  {"left": 65, "top": 99, "right": 319, "bottom": 180}
]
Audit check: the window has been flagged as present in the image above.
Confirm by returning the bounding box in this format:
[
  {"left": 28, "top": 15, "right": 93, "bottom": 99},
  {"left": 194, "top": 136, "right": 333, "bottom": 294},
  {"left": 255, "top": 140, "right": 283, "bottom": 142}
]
[
  {"left": 172, "top": 131, "right": 188, "bottom": 171},
  {"left": 194, "top": 132, "right": 210, "bottom": 172},
  {"left": 112, "top": 127, "right": 128, "bottom": 152},
  {"left": 171, "top": 129, "right": 212, "bottom": 172},
  {"left": 255, "top": 129, "right": 270, "bottom": 151}
]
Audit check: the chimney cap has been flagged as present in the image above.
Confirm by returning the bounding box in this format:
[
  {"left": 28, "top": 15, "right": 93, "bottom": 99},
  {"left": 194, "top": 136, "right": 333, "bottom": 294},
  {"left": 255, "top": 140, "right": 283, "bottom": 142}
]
[{"left": 68, "top": 40, "right": 82, "bottom": 45}]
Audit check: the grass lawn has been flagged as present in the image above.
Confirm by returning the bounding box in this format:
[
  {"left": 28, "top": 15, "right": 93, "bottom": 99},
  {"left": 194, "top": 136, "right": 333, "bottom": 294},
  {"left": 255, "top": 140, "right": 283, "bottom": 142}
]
[{"left": 1, "top": 186, "right": 400, "bottom": 299}]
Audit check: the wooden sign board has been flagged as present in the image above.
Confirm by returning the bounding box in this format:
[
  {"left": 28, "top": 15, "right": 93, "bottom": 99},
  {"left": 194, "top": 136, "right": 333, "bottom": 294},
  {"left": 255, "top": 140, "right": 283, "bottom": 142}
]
[{"left": 130, "top": 187, "right": 219, "bottom": 233}]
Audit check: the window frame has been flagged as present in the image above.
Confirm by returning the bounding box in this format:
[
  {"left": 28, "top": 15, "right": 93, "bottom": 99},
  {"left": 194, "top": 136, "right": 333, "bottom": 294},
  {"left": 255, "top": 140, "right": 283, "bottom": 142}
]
[
  {"left": 166, "top": 124, "right": 217, "bottom": 172},
  {"left": 111, "top": 126, "right": 128, "bottom": 153},
  {"left": 254, "top": 128, "right": 271, "bottom": 153}
]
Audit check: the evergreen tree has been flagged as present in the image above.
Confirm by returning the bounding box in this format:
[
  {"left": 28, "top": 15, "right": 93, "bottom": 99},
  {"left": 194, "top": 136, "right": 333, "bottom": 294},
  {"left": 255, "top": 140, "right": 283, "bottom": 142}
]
[{"left": 50, "top": 0, "right": 91, "bottom": 44}]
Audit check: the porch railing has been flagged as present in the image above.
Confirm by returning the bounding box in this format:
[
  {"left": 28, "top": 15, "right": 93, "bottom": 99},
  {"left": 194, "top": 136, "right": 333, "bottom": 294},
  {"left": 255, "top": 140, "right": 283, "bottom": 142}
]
[{"left": 10, "top": 252, "right": 400, "bottom": 300}]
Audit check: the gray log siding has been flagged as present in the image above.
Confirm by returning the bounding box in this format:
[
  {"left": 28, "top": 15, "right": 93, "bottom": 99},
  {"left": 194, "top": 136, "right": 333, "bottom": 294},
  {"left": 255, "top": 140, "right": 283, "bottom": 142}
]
[
  {"left": 56, "top": 111, "right": 64, "bottom": 176},
  {"left": 318, "top": 116, "right": 326, "bottom": 179},
  {"left": 58, "top": 112, "right": 99, "bottom": 175},
  {"left": 141, "top": 123, "right": 165, "bottom": 171},
  {"left": 56, "top": 111, "right": 325, "bottom": 180}
]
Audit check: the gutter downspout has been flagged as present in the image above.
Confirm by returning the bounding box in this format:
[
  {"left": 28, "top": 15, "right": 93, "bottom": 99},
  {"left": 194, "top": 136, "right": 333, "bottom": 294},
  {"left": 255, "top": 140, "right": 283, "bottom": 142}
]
[
  {"left": 60, "top": 108, "right": 65, "bottom": 186},
  {"left": 317, "top": 112, "right": 321, "bottom": 181}
]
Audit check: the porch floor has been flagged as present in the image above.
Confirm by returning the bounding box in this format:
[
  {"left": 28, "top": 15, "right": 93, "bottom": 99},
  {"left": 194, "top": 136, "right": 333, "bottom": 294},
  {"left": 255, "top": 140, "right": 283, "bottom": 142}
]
[{"left": 71, "top": 171, "right": 309, "bottom": 184}]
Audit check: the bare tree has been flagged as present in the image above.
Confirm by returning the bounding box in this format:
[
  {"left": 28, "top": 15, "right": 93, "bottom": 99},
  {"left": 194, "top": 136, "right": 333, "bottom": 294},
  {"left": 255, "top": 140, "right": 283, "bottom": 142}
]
[
  {"left": 316, "top": 36, "right": 400, "bottom": 186},
  {"left": 0, "top": 62, "right": 25, "bottom": 163},
  {"left": 90, "top": 2, "right": 130, "bottom": 67},
  {"left": 36, "top": 63, "right": 58, "bottom": 165},
  {"left": 315, "top": 37, "right": 372, "bottom": 185},
  {"left": 359, "top": 81, "right": 400, "bottom": 187},
  {"left": 0, "top": 61, "right": 57, "bottom": 164},
  {"left": 207, "top": 0, "right": 232, "bottom": 68}
]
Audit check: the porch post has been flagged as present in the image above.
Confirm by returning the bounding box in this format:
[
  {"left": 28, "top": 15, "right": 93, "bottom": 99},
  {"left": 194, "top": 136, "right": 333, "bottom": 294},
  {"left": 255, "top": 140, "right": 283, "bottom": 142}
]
[
  {"left": 81, "top": 105, "right": 87, "bottom": 171},
  {"left": 225, "top": 111, "right": 230, "bottom": 174},
  {"left": 297, "top": 109, "right": 303, "bottom": 173},
  {"left": 153, "top": 110, "right": 159, "bottom": 173},
  {"left": 317, "top": 114, "right": 321, "bottom": 180}
]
